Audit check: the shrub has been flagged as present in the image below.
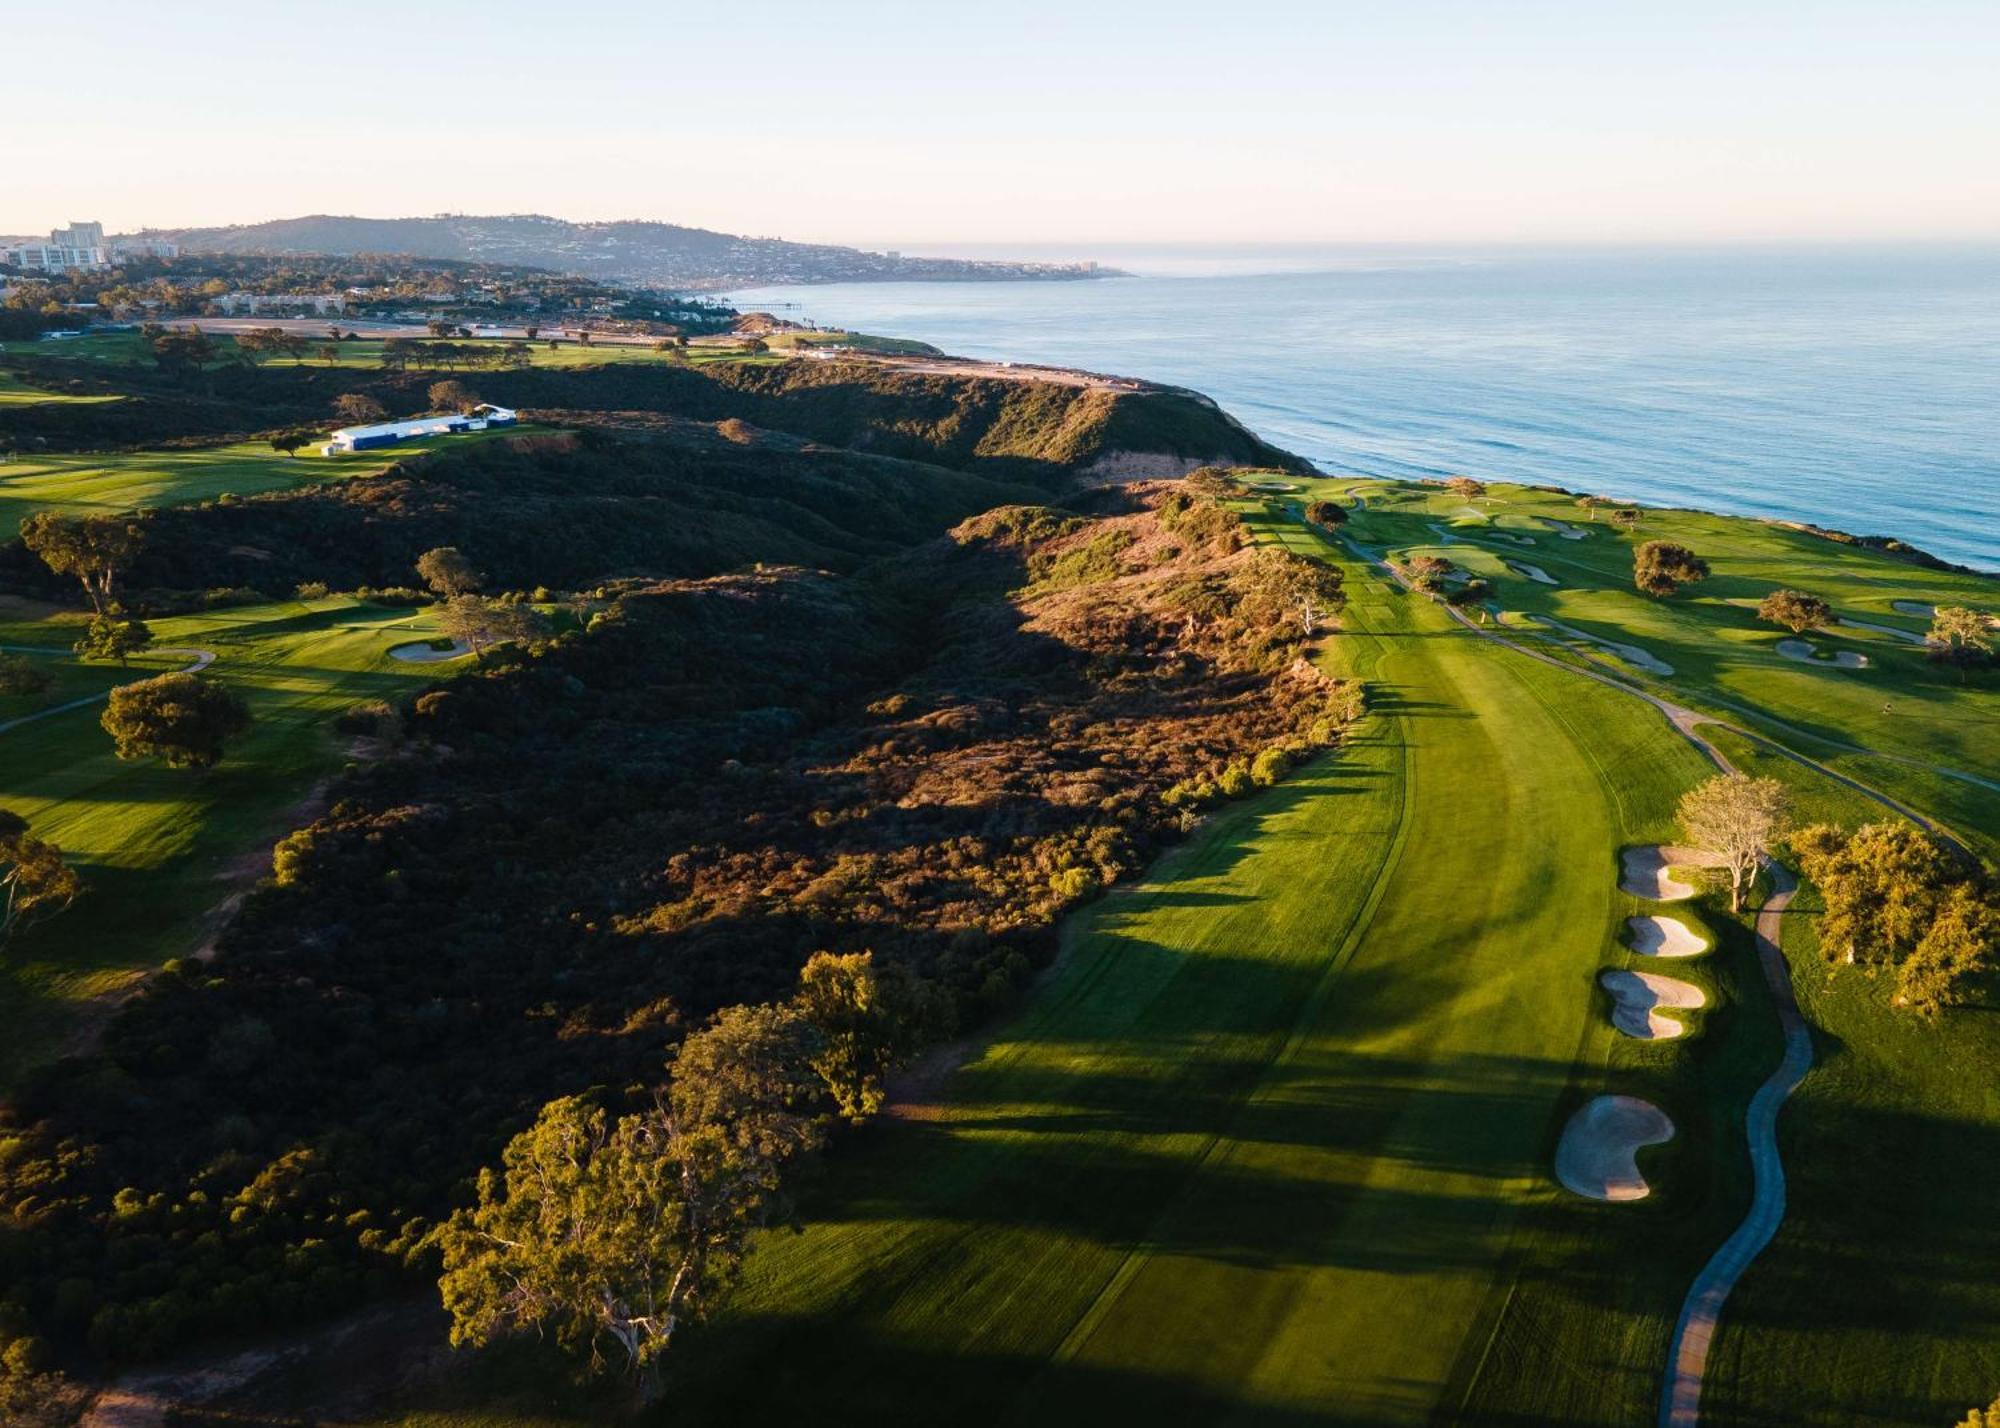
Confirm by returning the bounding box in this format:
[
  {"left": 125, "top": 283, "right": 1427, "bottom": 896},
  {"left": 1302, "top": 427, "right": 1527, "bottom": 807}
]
[{"left": 1250, "top": 746, "right": 1296, "bottom": 787}]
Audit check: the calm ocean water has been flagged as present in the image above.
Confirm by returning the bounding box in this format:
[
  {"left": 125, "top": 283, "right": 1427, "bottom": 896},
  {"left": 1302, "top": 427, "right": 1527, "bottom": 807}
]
[{"left": 727, "top": 246, "right": 2000, "bottom": 571}]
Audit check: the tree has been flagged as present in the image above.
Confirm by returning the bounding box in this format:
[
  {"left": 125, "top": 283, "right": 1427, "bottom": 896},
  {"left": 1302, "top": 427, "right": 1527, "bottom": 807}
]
[
  {"left": 146, "top": 325, "right": 214, "bottom": 375},
  {"left": 437, "top": 1009, "right": 824, "bottom": 1395},
  {"left": 318, "top": 343, "right": 340, "bottom": 365},
  {"left": 0, "top": 652, "right": 54, "bottom": 699},
  {"left": 19, "top": 511, "right": 142, "bottom": 615},
  {"left": 1633, "top": 540, "right": 1710, "bottom": 598},
  {"left": 333, "top": 392, "right": 387, "bottom": 425},
  {"left": 1, "top": 808, "right": 82, "bottom": 946},
  {"left": 73, "top": 612, "right": 153, "bottom": 665},
  {"left": 1397, "top": 553, "right": 1456, "bottom": 593},
  {"left": 416, "top": 545, "right": 483, "bottom": 597},
  {"left": 1445, "top": 475, "right": 1486, "bottom": 499},
  {"left": 428, "top": 379, "right": 481, "bottom": 413},
  {"left": 437, "top": 595, "right": 547, "bottom": 665},
  {"left": 268, "top": 429, "right": 313, "bottom": 458},
  {"left": 524, "top": 325, "right": 540, "bottom": 341},
  {"left": 1957, "top": 1394, "right": 2000, "bottom": 1428},
  {"left": 1793, "top": 821, "right": 1997, "bottom": 1015},
  {"left": 1610, "top": 507, "right": 1642, "bottom": 531},
  {"left": 101, "top": 671, "right": 252, "bottom": 769},
  {"left": 670, "top": 1002, "right": 828, "bottom": 1160},
  {"left": 1757, "top": 588, "right": 1833, "bottom": 634},
  {"left": 1303, "top": 499, "right": 1347, "bottom": 529},
  {"left": 1676, "top": 773, "right": 1790, "bottom": 912},
  {"left": 794, "top": 951, "right": 905, "bottom": 1123},
  {"left": 1897, "top": 885, "right": 2000, "bottom": 1017},
  {"left": 234, "top": 326, "right": 286, "bottom": 363},
  {"left": 379, "top": 337, "right": 417, "bottom": 372},
  {"left": 1928, "top": 605, "right": 1994, "bottom": 674},
  {"left": 1575, "top": 495, "right": 1606, "bottom": 521}
]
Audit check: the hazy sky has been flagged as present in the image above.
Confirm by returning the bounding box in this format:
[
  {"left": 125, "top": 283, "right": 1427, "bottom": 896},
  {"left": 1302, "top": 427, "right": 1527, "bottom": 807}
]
[{"left": 8, "top": 0, "right": 1998, "bottom": 248}]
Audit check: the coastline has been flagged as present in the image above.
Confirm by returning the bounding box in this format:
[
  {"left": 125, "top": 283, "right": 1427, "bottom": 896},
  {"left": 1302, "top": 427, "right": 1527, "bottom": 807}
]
[{"left": 721, "top": 249, "right": 2000, "bottom": 573}]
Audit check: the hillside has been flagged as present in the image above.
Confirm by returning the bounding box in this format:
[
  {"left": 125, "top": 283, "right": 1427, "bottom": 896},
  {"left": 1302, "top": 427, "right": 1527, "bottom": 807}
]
[
  {"left": 0, "top": 342, "right": 1309, "bottom": 483},
  {"left": 136, "top": 214, "right": 1116, "bottom": 290}
]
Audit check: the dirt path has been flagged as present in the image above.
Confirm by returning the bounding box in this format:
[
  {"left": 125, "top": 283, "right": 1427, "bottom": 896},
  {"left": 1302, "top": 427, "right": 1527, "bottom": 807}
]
[
  {"left": 1658, "top": 863, "right": 1810, "bottom": 1428},
  {"left": 0, "top": 647, "right": 215, "bottom": 736}
]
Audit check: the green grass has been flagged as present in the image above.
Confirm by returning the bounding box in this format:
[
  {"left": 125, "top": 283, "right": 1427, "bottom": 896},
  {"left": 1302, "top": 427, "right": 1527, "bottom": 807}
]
[
  {"left": 1324, "top": 478, "right": 1999, "bottom": 858},
  {"left": 1702, "top": 891, "right": 2000, "bottom": 1426},
  {"left": 0, "top": 597, "right": 464, "bottom": 1085},
  {"left": 655, "top": 511, "right": 1740, "bottom": 1425},
  {"left": 1, "top": 332, "right": 787, "bottom": 373},
  {"left": 0, "top": 368, "right": 125, "bottom": 406},
  {"left": 0, "top": 428, "right": 527, "bottom": 528}
]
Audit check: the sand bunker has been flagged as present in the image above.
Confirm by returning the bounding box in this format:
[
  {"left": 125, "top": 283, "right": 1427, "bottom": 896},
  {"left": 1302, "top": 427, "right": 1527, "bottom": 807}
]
[
  {"left": 1601, "top": 969, "right": 1707, "bottom": 1040},
  {"left": 1555, "top": 1095, "right": 1675, "bottom": 1202},
  {"left": 389, "top": 638, "right": 473, "bottom": 663},
  {"left": 1507, "top": 561, "right": 1558, "bottom": 585},
  {"left": 1892, "top": 600, "right": 1935, "bottom": 618},
  {"left": 1539, "top": 518, "right": 1591, "bottom": 539},
  {"left": 1777, "top": 639, "right": 1869, "bottom": 669},
  {"left": 1626, "top": 914, "right": 1709, "bottom": 958},
  {"left": 1530, "top": 616, "right": 1675, "bottom": 676},
  {"left": 1620, "top": 845, "right": 1722, "bottom": 901}
]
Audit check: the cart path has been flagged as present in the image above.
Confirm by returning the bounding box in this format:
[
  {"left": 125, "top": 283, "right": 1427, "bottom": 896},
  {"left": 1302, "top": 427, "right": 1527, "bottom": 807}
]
[
  {"left": 0, "top": 647, "right": 215, "bottom": 736},
  {"left": 1659, "top": 864, "right": 1811, "bottom": 1427}
]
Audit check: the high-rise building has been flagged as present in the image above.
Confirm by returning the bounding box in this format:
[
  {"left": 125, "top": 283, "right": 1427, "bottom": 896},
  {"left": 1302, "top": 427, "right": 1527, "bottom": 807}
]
[{"left": 1, "top": 221, "right": 110, "bottom": 272}]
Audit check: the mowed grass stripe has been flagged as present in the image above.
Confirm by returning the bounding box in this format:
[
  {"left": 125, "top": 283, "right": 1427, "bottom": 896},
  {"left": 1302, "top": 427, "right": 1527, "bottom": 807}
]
[{"left": 678, "top": 533, "right": 1716, "bottom": 1424}]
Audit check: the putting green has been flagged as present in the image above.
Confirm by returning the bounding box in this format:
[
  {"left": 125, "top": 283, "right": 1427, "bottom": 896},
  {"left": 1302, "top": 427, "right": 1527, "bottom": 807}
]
[{"left": 673, "top": 524, "right": 1717, "bottom": 1424}]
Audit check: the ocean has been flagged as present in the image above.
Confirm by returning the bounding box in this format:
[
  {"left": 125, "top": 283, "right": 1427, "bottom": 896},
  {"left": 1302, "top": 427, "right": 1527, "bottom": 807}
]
[{"left": 725, "top": 245, "right": 2000, "bottom": 571}]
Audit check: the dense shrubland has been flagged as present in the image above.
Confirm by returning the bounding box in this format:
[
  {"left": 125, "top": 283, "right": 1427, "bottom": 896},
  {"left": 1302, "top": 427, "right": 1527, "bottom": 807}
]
[{"left": 0, "top": 482, "right": 1357, "bottom": 1373}]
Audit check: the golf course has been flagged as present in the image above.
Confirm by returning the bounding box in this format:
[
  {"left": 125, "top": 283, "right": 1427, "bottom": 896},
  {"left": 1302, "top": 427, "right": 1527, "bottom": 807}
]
[
  {"left": 1, "top": 330, "right": 1993, "bottom": 1427},
  {"left": 657, "top": 513, "right": 1776, "bottom": 1426},
  {"left": 0, "top": 595, "right": 475, "bottom": 1082}
]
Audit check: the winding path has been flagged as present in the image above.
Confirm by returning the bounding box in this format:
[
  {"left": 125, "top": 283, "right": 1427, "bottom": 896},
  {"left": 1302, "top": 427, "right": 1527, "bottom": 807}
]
[
  {"left": 1658, "top": 864, "right": 1812, "bottom": 1427},
  {"left": 0, "top": 646, "right": 216, "bottom": 737}
]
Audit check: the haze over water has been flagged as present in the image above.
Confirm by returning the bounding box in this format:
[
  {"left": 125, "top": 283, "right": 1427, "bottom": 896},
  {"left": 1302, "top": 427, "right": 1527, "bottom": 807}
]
[{"left": 730, "top": 246, "right": 2000, "bottom": 571}]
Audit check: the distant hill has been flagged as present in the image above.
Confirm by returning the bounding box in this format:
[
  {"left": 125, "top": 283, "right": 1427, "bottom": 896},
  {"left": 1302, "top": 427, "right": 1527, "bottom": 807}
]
[{"left": 135, "top": 214, "right": 1116, "bottom": 291}]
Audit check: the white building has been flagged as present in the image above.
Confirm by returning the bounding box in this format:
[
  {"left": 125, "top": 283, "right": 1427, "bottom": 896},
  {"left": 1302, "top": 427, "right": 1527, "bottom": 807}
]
[
  {"left": 2, "top": 221, "right": 108, "bottom": 272},
  {"left": 322, "top": 404, "right": 518, "bottom": 456}
]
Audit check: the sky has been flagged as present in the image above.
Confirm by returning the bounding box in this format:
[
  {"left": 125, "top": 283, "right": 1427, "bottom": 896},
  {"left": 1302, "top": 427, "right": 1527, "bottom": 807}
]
[{"left": 6, "top": 0, "right": 1998, "bottom": 249}]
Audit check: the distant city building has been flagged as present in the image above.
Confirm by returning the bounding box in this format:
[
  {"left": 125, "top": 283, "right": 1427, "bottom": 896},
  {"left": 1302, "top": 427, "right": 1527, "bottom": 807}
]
[
  {"left": 111, "top": 236, "right": 182, "bottom": 260},
  {"left": 2, "top": 221, "right": 109, "bottom": 272},
  {"left": 215, "top": 291, "right": 348, "bottom": 315}
]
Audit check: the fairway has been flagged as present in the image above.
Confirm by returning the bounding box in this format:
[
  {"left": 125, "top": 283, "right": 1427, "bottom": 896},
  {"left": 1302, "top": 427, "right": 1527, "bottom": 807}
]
[
  {"left": 1324, "top": 479, "right": 2000, "bottom": 858},
  {"left": 0, "top": 597, "right": 466, "bottom": 1083},
  {"left": 671, "top": 525, "right": 1724, "bottom": 1424},
  {"left": 0, "top": 427, "right": 529, "bottom": 529}
]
